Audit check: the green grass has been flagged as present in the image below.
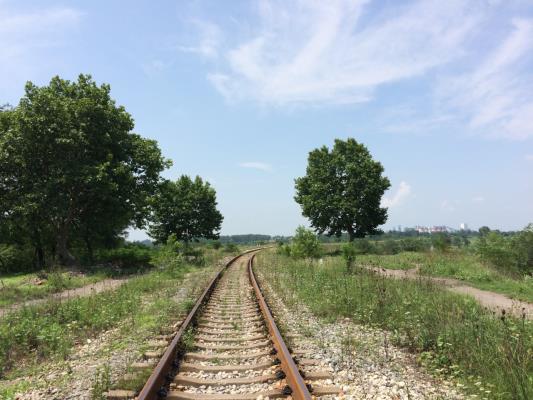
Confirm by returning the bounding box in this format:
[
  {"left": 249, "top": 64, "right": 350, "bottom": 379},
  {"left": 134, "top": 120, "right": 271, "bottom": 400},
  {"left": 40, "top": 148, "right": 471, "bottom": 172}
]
[
  {"left": 258, "top": 252, "right": 533, "bottom": 400},
  {"left": 0, "top": 270, "right": 110, "bottom": 308},
  {"left": 354, "top": 251, "right": 533, "bottom": 303},
  {"left": 0, "top": 261, "right": 203, "bottom": 379}
]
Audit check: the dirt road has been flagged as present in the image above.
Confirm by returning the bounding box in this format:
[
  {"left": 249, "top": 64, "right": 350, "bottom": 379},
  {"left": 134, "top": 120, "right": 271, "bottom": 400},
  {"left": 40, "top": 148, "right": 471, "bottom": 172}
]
[
  {"left": 366, "top": 266, "right": 532, "bottom": 319},
  {"left": 0, "top": 278, "right": 127, "bottom": 317}
]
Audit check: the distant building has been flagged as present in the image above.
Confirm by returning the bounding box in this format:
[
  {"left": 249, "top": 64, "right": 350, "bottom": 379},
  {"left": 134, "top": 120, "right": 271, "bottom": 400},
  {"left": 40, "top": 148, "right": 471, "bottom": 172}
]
[{"left": 460, "top": 223, "right": 468, "bottom": 230}]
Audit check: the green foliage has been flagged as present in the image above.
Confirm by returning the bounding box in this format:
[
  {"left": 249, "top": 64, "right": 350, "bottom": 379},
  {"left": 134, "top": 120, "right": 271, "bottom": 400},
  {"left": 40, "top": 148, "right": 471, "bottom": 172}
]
[
  {"left": 260, "top": 252, "right": 533, "bottom": 399},
  {"left": 0, "top": 258, "right": 198, "bottom": 377},
  {"left": 149, "top": 176, "right": 223, "bottom": 244},
  {"left": 0, "top": 75, "right": 170, "bottom": 267},
  {"left": 431, "top": 233, "right": 452, "bottom": 252},
  {"left": 96, "top": 244, "right": 153, "bottom": 270},
  {"left": 289, "top": 226, "right": 321, "bottom": 258},
  {"left": 294, "top": 138, "right": 390, "bottom": 241},
  {"left": 513, "top": 224, "right": 533, "bottom": 274},
  {"left": 474, "top": 225, "right": 533, "bottom": 275},
  {"left": 91, "top": 364, "right": 111, "bottom": 400},
  {"left": 223, "top": 243, "right": 239, "bottom": 254}
]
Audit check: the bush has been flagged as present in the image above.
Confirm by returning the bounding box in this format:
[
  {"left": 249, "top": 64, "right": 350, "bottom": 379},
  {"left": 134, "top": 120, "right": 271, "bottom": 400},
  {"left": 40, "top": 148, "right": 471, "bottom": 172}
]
[
  {"left": 513, "top": 224, "right": 533, "bottom": 275},
  {"left": 290, "top": 226, "right": 321, "bottom": 259},
  {"left": 96, "top": 244, "right": 153, "bottom": 270},
  {"left": 476, "top": 231, "right": 517, "bottom": 274},
  {"left": 400, "top": 237, "right": 430, "bottom": 252},
  {"left": 0, "top": 244, "right": 34, "bottom": 273},
  {"left": 223, "top": 243, "right": 239, "bottom": 253},
  {"left": 432, "top": 233, "right": 451, "bottom": 252}
]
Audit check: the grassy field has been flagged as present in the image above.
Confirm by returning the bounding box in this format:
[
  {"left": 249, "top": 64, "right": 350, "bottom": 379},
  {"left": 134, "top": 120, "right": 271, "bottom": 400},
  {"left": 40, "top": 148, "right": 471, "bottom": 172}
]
[
  {"left": 354, "top": 251, "right": 533, "bottom": 303},
  {"left": 258, "top": 251, "right": 533, "bottom": 400},
  {"left": 0, "top": 270, "right": 111, "bottom": 308},
  {"left": 0, "top": 247, "right": 231, "bottom": 395}
]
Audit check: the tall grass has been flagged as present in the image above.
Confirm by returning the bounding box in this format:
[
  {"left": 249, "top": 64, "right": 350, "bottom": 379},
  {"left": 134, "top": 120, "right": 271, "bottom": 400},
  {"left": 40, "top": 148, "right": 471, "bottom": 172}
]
[
  {"left": 0, "top": 262, "right": 198, "bottom": 377},
  {"left": 258, "top": 252, "right": 533, "bottom": 400}
]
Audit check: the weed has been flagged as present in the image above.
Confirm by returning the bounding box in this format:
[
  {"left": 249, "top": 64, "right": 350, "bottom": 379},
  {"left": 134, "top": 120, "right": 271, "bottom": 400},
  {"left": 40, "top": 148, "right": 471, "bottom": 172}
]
[
  {"left": 258, "top": 252, "right": 533, "bottom": 400},
  {"left": 91, "top": 364, "right": 111, "bottom": 400}
]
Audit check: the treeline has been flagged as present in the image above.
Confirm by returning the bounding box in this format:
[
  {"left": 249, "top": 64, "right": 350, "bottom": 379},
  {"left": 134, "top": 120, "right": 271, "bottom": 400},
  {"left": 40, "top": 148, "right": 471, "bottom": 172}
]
[{"left": 0, "top": 75, "right": 222, "bottom": 273}]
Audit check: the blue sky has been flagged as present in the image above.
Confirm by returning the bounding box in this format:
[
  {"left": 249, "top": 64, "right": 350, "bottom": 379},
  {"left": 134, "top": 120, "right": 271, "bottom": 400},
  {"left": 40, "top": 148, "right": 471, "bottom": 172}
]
[{"left": 1, "top": 0, "right": 533, "bottom": 239}]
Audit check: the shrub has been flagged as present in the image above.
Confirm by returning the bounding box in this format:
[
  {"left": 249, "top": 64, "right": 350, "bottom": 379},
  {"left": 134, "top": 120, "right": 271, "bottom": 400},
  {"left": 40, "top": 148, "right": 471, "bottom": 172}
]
[
  {"left": 476, "top": 231, "right": 517, "bottom": 274},
  {"left": 290, "top": 226, "right": 321, "bottom": 259},
  {"left": 223, "top": 243, "right": 239, "bottom": 253},
  {"left": 0, "top": 244, "right": 34, "bottom": 273},
  {"left": 400, "top": 237, "right": 430, "bottom": 252},
  {"left": 513, "top": 224, "right": 533, "bottom": 275},
  {"left": 431, "top": 233, "right": 451, "bottom": 252},
  {"left": 96, "top": 244, "right": 153, "bottom": 270}
]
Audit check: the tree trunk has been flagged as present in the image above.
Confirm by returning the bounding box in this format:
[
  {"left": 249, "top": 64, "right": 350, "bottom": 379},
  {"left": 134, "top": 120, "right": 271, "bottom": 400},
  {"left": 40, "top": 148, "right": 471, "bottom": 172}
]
[
  {"left": 31, "top": 228, "right": 45, "bottom": 269},
  {"left": 347, "top": 227, "right": 355, "bottom": 242},
  {"left": 57, "top": 223, "right": 76, "bottom": 266},
  {"left": 84, "top": 235, "right": 94, "bottom": 264}
]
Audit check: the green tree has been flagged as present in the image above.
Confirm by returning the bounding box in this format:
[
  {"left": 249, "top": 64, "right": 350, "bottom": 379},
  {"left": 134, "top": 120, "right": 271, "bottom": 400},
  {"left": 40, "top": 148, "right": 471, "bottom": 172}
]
[
  {"left": 290, "top": 226, "right": 321, "bottom": 258},
  {"left": 0, "top": 75, "right": 169, "bottom": 266},
  {"left": 294, "top": 138, "right": 390, "bottom": 241},
  {"left": 149, "top": 176, "right": 223, "bottom": 244}
]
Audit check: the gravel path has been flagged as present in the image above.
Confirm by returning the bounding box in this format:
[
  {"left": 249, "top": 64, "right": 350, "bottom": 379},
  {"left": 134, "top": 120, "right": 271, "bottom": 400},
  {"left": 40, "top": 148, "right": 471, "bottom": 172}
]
[
  {"left": 256, "top": 269, "right": 475, "bottom": 400},
  {"left": 365, "top": 265, "right": 533, "bottom": 319},
  {"left": 0, "top": 279, "right": 127, "bottom": 317}
]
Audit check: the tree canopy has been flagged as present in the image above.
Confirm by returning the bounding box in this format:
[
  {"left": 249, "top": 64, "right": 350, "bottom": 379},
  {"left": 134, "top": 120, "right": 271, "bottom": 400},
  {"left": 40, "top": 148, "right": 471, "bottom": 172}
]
[
  {"left": 294, "top": 138, "right": 390, "bottom": 241},
  {"left": 149, "top": 175, "right": 223, "bottom": 244},
  {"left": 0, "top": 74, "right": 170, "bottom": 266}
]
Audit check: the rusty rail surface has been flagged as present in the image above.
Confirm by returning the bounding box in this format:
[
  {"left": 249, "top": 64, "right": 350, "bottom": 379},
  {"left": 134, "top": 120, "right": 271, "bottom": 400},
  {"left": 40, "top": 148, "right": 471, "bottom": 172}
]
[
  {"left": 247, "top": 253, "right": 312, "bottom": 400},
  {"left": 137, "top": 249, "right": 259, "bottom": 400}
]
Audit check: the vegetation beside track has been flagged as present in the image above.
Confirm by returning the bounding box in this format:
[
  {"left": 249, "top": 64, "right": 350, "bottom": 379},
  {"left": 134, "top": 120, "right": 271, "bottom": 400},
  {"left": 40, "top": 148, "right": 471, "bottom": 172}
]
[
  {"left": 354, "top": 251, "right": 533, "bottom": 303},
  {"left": 0, "top": 246, "right": 235, "bottom": 398},
  {"left": 258, "top": 251, "right": 533, "bottom": 400}
]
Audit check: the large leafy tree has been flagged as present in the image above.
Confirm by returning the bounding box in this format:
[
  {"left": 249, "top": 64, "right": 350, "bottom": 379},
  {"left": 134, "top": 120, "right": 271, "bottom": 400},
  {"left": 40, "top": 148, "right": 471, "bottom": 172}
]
[
  {"left": 149, "top": 176, "right": 223, "bottom": 243},
  {"left": 0, "top": 75, "right": 170, "bottom": 266},
  {"left": 294, "top": 138, "right": 390, "bottom": 242}
]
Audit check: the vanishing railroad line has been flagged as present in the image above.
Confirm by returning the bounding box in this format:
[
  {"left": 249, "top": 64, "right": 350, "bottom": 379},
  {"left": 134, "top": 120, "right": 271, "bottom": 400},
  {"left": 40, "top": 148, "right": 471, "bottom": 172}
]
[{"left": 106, "top": 251, "right": 340, "bottom": 400}]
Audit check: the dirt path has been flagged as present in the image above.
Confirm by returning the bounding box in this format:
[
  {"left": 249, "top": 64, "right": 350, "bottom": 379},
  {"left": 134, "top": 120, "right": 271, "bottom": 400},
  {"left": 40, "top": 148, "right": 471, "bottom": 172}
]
[
  {"left": 365, "top": 265, "right": 533, "bottom": 319},
  {"left": 0, "top": 278, "right": 127, "bottom": 317}
]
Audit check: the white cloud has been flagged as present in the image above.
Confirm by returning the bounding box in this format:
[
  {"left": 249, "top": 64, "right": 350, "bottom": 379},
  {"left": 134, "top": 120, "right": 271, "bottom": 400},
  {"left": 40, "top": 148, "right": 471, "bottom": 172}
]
[
  {"left": 201, "top": 0, "right": 482, "bottom": 106},
  {"left": 525, "top": 154, "right": 533, "bottom": 161},
  {"left": 239, "top": 162, "right": 273, "bottom": 172},
  {"left": 177, "top": 20, "right": 221, "bottom": 59},
  {"left": 382, "top": 181, "right": 411, "bottom": 208},
  {"left": 0, "top": 5, "right": 81, "bottom": 59},
  {"left": 438, "top": 18, "right": 533, "bottom": 140},
  {"left": 472, "top": 196, "right": 485, "bottom": 203}
]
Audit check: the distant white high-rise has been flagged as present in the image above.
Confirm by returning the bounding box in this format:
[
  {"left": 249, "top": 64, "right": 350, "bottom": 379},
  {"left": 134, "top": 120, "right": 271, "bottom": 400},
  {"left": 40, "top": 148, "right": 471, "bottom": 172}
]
[{"left": 460, "top": 223, "right": 468, "bottom": 230}]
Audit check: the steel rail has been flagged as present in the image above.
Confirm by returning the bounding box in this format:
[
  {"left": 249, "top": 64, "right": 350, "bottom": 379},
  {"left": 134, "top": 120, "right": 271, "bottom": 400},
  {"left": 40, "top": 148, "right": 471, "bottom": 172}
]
[
  {"left": 248, "top": 253, "right": 312, "bottom": 400},
  {"left": 137, "top": 249, "right": 259, "bottom": 400}
]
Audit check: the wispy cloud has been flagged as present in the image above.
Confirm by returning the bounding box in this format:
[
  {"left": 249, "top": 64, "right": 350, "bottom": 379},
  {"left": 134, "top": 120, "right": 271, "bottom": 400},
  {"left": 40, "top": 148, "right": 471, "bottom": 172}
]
[
  {"left": 382, "top": 181, "right": 411, "bottom": 208},
  {"left": 525, "top": 154, "right": 533, "bottom": 161},
  {"left": 438, "top": 18, "right": 533, "bottom": 140},
  {"left": 472, "top": 196, "right": 485, "bottom": 203},
  {"left": 201, "top": 0, "right": 482, "bottom": 106},
  {"left": 239, "top": 162, "right": 273, "bottom": 172},
  {"left": 177, "top": 20, "right": 221, "bottom": 59},
  {"left": 0, "top": 5, "right": 81, "bottom": 59}
]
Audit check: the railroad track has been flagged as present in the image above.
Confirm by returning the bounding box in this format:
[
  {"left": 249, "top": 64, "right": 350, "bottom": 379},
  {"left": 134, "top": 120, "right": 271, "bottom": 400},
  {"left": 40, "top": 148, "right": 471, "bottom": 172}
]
[{"left": 106, "top": 251, "right": 340, "bottom": 400}]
